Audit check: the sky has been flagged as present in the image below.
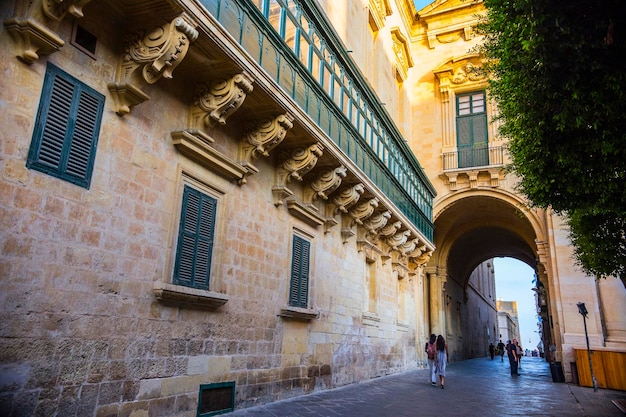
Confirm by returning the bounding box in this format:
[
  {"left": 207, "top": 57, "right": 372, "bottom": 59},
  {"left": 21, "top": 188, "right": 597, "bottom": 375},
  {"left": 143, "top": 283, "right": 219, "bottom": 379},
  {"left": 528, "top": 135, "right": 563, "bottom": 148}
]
[
  {"left": 494, "top": 257, "right": 542, "bottom": 351},
  {"left": 414, "top": 0, "right": 433, "bottom": 11}
]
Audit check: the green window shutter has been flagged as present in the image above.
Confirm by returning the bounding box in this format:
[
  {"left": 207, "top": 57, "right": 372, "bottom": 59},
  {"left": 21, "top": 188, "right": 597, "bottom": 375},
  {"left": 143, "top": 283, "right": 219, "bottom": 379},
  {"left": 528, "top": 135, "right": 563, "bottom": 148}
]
[
  {"left": 173, "top": 185, "right": 217, "bottom": 290},
  {"left": 456, "top": 91, "right": 488, "bottom": 168},
  {"left": 27, "top": 63, "right": 105, "bottom": 189},
  {"left": 289, "top": 235, "right": 310, "bottom": 308}
]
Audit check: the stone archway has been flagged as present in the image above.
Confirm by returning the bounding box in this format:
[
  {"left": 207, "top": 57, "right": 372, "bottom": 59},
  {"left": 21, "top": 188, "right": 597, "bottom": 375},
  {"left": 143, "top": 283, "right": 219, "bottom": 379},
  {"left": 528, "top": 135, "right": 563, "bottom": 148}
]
[{"left": 425, "top": 189, "right": 550, "bottom": 360}]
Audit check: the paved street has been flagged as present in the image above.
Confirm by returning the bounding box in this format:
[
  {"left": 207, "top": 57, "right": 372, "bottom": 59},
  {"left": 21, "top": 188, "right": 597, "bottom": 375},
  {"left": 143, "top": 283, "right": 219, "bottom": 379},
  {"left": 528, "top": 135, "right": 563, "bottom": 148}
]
[{"left": 226, "top": 356, "right": 626, "bottom": 416}]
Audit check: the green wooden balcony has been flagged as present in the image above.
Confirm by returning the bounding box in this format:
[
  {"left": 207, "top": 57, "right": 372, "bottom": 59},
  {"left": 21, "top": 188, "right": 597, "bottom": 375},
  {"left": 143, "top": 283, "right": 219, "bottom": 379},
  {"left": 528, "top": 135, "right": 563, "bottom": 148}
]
[{"left": 201, "top": 0, "right": 435, "bottom": 242}]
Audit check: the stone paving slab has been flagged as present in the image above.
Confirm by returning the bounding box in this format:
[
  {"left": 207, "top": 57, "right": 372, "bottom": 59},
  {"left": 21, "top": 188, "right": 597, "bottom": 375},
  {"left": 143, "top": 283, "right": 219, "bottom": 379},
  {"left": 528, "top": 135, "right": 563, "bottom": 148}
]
[{"left": 226, "top": 356, "right": 626, "bottom": 417}]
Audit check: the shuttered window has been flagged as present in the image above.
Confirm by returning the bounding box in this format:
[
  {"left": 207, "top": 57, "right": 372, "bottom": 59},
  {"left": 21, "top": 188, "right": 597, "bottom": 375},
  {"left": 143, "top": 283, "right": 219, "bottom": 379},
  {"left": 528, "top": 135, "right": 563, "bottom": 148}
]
[
  {"left": 27, "top": 63, "right": 105, "bottom": 189},
  {"left": 289, "top": 235, "right": 310, "bottom": 308},
  {"left": 456, "top": 91, "right": 488, "bottom": 168},
  {"left": 173, "top": 185, "right": 217, "bottom": 290}
]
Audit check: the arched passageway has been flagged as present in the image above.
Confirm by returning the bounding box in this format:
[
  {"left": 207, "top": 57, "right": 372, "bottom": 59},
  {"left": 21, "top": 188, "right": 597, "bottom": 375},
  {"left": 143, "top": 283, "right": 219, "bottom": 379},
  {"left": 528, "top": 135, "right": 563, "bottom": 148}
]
[{"left": 425, "top": 191, "right": 550, "bottom": 361}]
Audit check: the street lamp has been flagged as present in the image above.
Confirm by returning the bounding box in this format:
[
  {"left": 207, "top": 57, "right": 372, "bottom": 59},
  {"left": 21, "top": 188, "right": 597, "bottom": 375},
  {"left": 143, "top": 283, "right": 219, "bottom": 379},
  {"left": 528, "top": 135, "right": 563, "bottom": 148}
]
[{"left": 577, "top": 302, "right": 597, "bottom": 392}]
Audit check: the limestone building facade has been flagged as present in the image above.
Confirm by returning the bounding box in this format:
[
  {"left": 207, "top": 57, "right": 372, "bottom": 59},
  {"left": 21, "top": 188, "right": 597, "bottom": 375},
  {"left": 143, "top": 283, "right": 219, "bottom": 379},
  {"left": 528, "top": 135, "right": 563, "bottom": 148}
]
[{"left": 0, "top": 0, "right": 624, "bottom": 416}]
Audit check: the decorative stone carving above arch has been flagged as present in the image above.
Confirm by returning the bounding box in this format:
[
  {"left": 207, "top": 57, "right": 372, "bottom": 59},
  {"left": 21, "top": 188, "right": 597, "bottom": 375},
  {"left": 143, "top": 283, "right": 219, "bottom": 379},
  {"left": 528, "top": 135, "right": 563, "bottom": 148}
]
[
  {"left": 241, "top": 113, "right": 293, "bottom": 161},
  {"left": 108, "top": 14, "right": 199, "bottom": 115},
  {"left": 192, "top": 72, "right": 255, "bottom": 128}
]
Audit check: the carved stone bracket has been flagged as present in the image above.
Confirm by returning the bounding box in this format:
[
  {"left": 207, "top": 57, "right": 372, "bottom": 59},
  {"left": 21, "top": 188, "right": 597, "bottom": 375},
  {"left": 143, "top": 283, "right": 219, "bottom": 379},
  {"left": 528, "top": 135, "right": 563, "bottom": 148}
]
[
  {"left": 276, "top": 143, "right": 324, "bottom": 186},
  {"left": 385, "top": 230, "right": 411, "bottom": 252},
  {"left": 241, "top": 113, "right": 293, "bottom": 160},
  {"left": 192, "top": 72, "right": 255, "bottom": 128},
  {"left": 341, "top": 215, "right": 356, "bottom": 244},
  {"left": 308, "top": 165, "right": 347, "bottom": 201},
  {"left": 347, "top": 198, "right": 379, "bottom": 226},
  {"left": 332, "top": 183, "right": 364, "bottom": 214},
  {"left": 3, "top": 17, "right": 64, "bottom": 64},
  {"left": 398, "top": 238, "right": 420, "bottom": 257},
  {"left": 357, "top": 228, "right": 384, "bottom": 258},
  {"left": 378, "top": 220, "right": 401, "bottom": 239},
  {"left": 171, "top": 130, "right": 255, "bottom": 184},
  {"left": 362, "top": 210, "right": 391, "bottom": 241},
  {"left": 108, "top": 14, "right": 198, "bottom": 115},
  {"left": 43, "top": 0, "right": 92, "bottom": 21}
]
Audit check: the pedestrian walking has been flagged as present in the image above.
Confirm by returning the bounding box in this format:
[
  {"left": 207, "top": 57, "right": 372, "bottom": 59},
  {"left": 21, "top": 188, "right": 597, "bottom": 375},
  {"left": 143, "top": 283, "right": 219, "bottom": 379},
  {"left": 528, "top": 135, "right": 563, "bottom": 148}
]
[
  {"left": 489, "top": 342, "right": 495, "bottom": 360},
  {"left": 425, "top": 334, "right": 437, "bottom": 386},
  {"left": 515, "top": 340, "right": 523, "bottom": 369},
  {"left": 434, "top": 334, "right": 449, "bottom": 389},
  {"left": 506, "top": 339, "right": 519, "bottom": 376},
  {"left": 497, "top": 339, "right": 505, "bottom": 362}
]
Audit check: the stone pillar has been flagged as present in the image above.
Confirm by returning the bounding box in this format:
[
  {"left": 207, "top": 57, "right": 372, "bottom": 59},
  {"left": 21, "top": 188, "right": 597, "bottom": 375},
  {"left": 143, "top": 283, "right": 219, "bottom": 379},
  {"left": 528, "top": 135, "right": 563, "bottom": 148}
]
[{"left": 425, "top": 267, "right": 446, "bottom": 337}]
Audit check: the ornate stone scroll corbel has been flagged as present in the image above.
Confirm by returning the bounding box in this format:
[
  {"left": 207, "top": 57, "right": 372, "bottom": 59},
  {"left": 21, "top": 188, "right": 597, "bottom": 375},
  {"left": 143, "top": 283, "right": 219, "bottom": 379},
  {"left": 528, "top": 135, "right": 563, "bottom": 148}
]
[
  {"left": 241, "top": 113, "right": 293, "bottom": 160},
  {"left": 348, "top": 198, "right": 379, "bottom": 226},
  {"left": 362, "top": 210, "right": 391, "bottom": 236},
  {"left": 108, "top": 14, "right": 198, "bottom": 115},
  {"left": 43, "top": 0, "right": 92, "bottom": 21},
  {"left": 398, "top": 238, "right": 420, "bottom": 257},
  {"left": 386, "top": 230, "right": 411, "bottom": 251},
  {"left": 273, "top": 143, "right": 324, "bottom": 206},
  {"left": 3, "top": 17, "right": 64, "bottom": 64},
  {"left": 331, "top": 184, "right": 364, "bottom": 214},
  {"left": 192, "top": 73, "right": 255, "bottom": 128},
  {"left": 377, "top": 220, "right": 401, "bottom": 239},
  {"left": 277, "top": 143, "right": 324, "bottom": 184},
  {"left": 308, "top": 165, "right": 347, "bottom": 201}
]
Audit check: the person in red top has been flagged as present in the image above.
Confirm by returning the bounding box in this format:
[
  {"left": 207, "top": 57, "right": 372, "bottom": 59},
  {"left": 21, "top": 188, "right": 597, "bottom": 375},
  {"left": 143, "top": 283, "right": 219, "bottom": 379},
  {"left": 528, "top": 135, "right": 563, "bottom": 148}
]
[{"left": 424, "top": 334, "right": 437, "bottom": 386}]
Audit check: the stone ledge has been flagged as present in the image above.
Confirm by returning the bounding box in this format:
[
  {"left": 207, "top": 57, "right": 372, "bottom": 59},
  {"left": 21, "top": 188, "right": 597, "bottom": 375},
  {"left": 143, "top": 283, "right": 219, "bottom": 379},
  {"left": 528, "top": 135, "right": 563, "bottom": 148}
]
[
  {"left": 279, "top": 306, "right": 319, "bottom": 321},
  {"left": 153, "top": 282, "right": 229, "bottom": 308}
]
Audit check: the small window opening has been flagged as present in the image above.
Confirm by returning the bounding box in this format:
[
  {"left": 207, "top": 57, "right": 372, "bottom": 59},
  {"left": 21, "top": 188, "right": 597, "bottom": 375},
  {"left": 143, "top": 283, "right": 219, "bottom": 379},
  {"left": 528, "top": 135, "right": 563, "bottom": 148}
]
[
  {"left": 198, "top": 382, "right": 235, "bottom": 416},
  {"left": 72, "top": 23, "right": 97, "bottom": 58}
]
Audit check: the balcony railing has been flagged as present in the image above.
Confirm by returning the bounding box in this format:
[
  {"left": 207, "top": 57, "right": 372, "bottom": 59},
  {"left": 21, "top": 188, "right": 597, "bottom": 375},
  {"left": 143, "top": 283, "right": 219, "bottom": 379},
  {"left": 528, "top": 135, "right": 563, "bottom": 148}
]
[
  {"left": 442, "top": 145, "right": 505, "bottom": 172},
  {"left": 201, "top": 0, "right": 435, "bottom": 242}
]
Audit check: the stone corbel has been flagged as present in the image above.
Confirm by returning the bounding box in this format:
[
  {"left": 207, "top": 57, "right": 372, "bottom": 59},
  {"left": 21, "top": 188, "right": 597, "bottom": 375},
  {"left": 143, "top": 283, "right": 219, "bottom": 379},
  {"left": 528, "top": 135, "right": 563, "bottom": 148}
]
[
  {"left": 3, "top": 17, "right": 64, "bottom": 64},
  {"left": 362, "top": 210, "right": 391, "bottom": 242},
  {"left": 192, "top": 72, "right": 255, "bottom": 128},
  {"left": 108, "top": 14, "right": 198, "bottom": 115},
  {"left": 347, "top": 198, "right": 379, "bottom": 226},
  {"left": 241, "top": 113, "right": 293, "bottom": 161},
  {"left": 276, "top": 143, "right": 324, "bottom": 186},
  {"left": 341, "top": 215, "right": 356, "bottom": 244},
  {"left": 323, "top": 204, "right": 339, "bottom": 234},
  {"left": 306, "top": 165, "right": 347, "bottom": 202},
  {"left": 488, "top": 168, "right": 501, "bottom": 187},
  {"left": 415, "top": 249, "right": 433, "bottom": 268},
  {"left": 398, "top": 238, "right": 420, "bottom": 257},
  {"left": 385, "top": 230, "right": 411, "bottom": 252},
  {"left": 332, "top": 184, "right": 364, "bottom": 214},
  {"left": 469, "top": 170, "right": 478, "bottom": 188},
  {"left": 392, "top": 252, "right": 409, "bottom": 279},
  {"left": 357, "top": 227, "right": 384, "bottom": 257},
  {"left": 43, "top": 0, "right": 92, "bottom": 21}
]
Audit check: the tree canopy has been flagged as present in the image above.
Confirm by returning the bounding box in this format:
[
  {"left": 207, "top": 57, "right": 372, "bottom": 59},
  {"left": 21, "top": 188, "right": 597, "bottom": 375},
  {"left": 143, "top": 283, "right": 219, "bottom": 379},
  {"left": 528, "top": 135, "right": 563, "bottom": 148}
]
[{"left": 477, "top": 0, "right": 626, "bottom": 286}]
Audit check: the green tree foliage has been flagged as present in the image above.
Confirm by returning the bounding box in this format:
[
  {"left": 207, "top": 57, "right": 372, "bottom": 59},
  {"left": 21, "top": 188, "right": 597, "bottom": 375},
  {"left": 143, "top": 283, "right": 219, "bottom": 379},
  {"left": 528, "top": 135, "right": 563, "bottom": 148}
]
[{"left": 477, "top": 0, "right": 626, "bottom": 286}]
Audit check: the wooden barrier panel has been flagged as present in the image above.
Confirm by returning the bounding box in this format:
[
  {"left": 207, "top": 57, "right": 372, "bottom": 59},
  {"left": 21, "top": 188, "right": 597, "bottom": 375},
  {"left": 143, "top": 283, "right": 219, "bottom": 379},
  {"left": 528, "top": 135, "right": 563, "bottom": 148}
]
[{"left": 574, "top": 348, "right": 626, "bottom": 391}]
